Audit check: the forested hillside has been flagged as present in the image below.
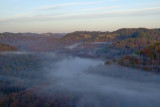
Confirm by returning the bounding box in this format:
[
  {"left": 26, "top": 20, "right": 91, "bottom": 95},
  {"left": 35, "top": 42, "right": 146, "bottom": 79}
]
[
  {"left": 0, "top": 53, "right": 44, "bottom": 99},
  {"left": 119, "top": 42, "right": 160, "bottom": 72},
  {"left": 0, "top": 42, "right": 17, "bottom": 51},
  {"left": 110, "top": 28, "right": 160, "bottom": 50},
  {"left": 0, "top": 28, "right": 160, "bottom": 53}
]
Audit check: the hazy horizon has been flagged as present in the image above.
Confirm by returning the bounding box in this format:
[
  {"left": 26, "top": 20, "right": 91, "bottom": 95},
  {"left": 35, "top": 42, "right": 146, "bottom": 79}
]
[
  {"left": 0, "top": 0, "right": 160, "bottom": 33},
  {"left": 0, "top": 27, "right": 160, "bottom": 34}
]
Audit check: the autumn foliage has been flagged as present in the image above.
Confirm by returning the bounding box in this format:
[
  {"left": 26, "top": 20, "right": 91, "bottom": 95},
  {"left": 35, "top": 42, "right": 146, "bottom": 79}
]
[{"left": 119, "top": 42, "right": 160, "bottom": 72}]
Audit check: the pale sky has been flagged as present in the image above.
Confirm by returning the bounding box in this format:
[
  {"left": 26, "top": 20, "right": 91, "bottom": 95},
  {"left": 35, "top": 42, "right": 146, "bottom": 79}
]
[{"left": 0, "top": 0, "right": 160, "bottom": 33}]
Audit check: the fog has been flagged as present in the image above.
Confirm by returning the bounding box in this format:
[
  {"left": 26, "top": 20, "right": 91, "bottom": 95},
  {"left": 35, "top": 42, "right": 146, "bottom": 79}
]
[
  {"left": 38, "top": 53, "right": 160, "bottom": 107},
  {"left": 1, "top": 52, "right": 160, "bottom": 107}
]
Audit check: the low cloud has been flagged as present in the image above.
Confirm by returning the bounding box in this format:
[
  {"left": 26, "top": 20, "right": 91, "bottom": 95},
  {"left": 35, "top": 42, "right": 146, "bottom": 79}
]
[
  {"left": 1, "top": 7, "right": 160, "bottom": 24},
  {"left": 38, "top": 1, "right": 105, "bottom": 11},
  {"left": 38, "top": 3, "right": 78, "bottom": 10},
  {"left": 79, "top": 6, "right": 118, "bottom": 12}
]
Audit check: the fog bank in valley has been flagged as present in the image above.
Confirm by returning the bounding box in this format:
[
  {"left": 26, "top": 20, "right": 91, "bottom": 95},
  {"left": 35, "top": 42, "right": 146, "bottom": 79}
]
[
  {"left": 40, "top": 53, "right": 160, "bottom": 107},
  {"left": 1, "top": 52, "right": 160, "bottom": 107}
]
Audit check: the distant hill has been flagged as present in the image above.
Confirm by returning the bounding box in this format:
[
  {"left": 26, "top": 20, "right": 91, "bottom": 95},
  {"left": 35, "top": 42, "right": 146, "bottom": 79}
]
[
  {"left": 0, "top": 28, "right": 159, "bottom": 53},
  {"left": 110, "top": 28, "right": 160, "bottom": 49},
  {"left": 0, "top": 33, "right": 64, "bottom": 51}
]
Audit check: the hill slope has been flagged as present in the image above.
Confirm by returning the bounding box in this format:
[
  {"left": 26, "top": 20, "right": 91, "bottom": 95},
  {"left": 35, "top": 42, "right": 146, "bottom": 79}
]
[{"left": 0, "top": 42, "right": 17, "bottom": 51}]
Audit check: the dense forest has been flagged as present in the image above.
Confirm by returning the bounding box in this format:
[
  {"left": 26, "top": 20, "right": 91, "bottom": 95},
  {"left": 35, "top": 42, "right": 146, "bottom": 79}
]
[
  {"left": 0, "top": 43, "right": 17, "bottom": 52},
  {"left": 0, "top": 53, "right": 43, "bottom": 99},
  {"left": 119, "top": 42, "right": 160, "bottom": 72}
]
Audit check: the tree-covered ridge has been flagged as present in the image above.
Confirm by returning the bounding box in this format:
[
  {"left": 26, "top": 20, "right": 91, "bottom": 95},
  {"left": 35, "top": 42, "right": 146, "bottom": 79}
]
[
  {"left": 65, "top": 28, "right": 160, "bottom": 42},
  {"left": 0, "top": 86, "right": 80, "bottom": 107},
  {"left": 119, "top": 42, "right": 160, "bottom": 72},
  {"left": 0, "top": 53, "right": 43, "bottom": 99},
  {"left": 111, "top": 29, "right": 160, "bottom": 49},
  {"left": 62, "top": 28, "right": 160, "bottom": 53},
  {"left": 0, "top": 28, "right": 160, "bottom": 52},
  {"left": 0, "top": 42, "right": 17, "bottom": 52}
]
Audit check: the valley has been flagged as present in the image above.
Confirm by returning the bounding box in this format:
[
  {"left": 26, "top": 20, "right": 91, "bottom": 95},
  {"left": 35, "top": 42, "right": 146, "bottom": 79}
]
[{"left": 0, "top": 28, "right": 160, "bottom": 107}]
